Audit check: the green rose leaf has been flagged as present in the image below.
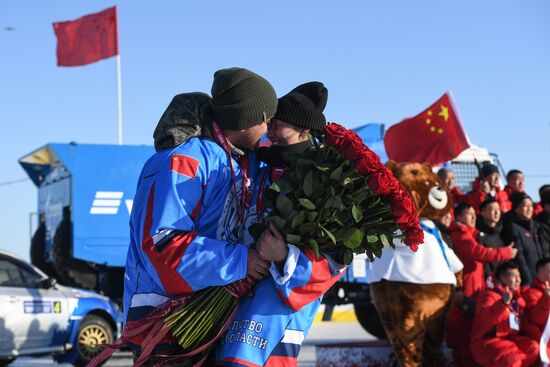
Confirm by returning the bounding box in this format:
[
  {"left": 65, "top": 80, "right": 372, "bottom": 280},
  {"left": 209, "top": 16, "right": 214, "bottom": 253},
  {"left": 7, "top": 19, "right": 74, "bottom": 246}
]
[
  {"left": 332, "top": 195, "right": 344, "bottom": 209},
  {"left": 349, "top": 186, "right": 370, "bottom": 205},
  {"left": 342, "top": 249, "right": 354, "bottom": 266},
  {"left": 270, "top": 182, "right": 281, "bottom": 192},
  {"left": 313, "top": 162, "right": 331, "bottom": 172},
  {"left": 291, "top": 210, "right": 306, "bottom": 229},
  {"left": 286, "top": 234, "right": 302, "bottom": 244},
  {"left": 320, "top": 225, "right": 337, "bottom": 245},
  {"left": 340, "top": 228, "right": 364, "bottom": 249},
  {"left": 352, "top": 204, "right": 363, "bottom": 223},
  {"left": 308, "top": 238, "right": 321, "bottom": 258},
  {"left": 307, "top": 211, "right": 318, "bottom": 221},
  {"left": 367, "top": 234, "right": 378, "bottom": 243},
  {"left": 270, "top": 216, "right": 287, "bottom": 230},
  {"left": 279, "top": 179, "right": 296, "bottom": 194},
  {"left": 276, "top": 195, "right": 293, "bottom": 217},
  {"left": 342, "top": 177, "right": 353, "bottom": 187},
  {"left": 336, "top": 209, "right": 350, "bottom": 224},
  {"left": 298, "top": 198, "right": 316, "bottom": 210},
  {"left": 329, "top": 163, "right": 344, "bottom": 180},
  {"left": 380, "top": 233, "right": 392, "bottom": 248},
  {"left": 299, "top": 221, "right": 319, "bottom": 234}
]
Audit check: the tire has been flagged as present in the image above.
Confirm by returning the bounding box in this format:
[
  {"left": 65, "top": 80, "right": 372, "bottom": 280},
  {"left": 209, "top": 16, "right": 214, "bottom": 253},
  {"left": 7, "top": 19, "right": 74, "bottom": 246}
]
[
  {"left": 354, "top": 302, "right": 387, "bottom": 339},
  {"left": 73, "top": 315, "right": 114, "bottom": 367},
  {"left": 30, "top": 222, "right": 56, "bottom": 278}
]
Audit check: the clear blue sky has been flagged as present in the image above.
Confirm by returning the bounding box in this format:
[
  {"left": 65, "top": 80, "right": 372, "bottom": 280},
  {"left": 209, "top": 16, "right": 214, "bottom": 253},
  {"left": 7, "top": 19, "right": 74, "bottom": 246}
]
[{"left": 1, "top": 1, "right": 549, "bottom": 260}]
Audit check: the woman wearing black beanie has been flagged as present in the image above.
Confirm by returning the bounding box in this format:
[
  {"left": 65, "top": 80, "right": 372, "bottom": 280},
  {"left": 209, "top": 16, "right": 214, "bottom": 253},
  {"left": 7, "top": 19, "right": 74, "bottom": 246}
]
[{"left": 256, "top": 81, "right": 328, "bottom": 172}]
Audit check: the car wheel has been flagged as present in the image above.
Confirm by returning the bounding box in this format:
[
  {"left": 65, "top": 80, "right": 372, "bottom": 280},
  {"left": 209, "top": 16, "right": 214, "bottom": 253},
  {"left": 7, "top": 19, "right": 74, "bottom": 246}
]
[
  {"left": 354, "top": 302, "right": 387, "bottom": 339},
  {"left": 74, "top": 315, "right": 114, "bottom": 366},
  {"left": 0, "top": 358, "right": 15, "bottom": 367}
]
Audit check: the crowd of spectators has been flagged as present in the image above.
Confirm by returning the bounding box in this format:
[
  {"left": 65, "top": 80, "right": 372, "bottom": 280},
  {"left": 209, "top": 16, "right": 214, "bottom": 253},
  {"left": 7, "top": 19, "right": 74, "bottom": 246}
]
[{"left": 436, "top": 165, "right": 550, "bottom": 367}]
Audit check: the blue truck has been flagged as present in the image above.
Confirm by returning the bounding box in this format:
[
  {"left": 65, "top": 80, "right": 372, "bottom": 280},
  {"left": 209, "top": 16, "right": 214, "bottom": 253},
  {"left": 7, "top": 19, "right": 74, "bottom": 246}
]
[{"left": 19, "top": 143, "right": 154, "bottom": 305}]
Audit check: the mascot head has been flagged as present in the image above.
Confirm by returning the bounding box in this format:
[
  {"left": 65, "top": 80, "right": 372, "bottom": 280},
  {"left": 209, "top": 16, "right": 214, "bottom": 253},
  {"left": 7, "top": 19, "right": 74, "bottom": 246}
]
[{"left": 386, "top": 161, "right": 452, "bottom": 220}]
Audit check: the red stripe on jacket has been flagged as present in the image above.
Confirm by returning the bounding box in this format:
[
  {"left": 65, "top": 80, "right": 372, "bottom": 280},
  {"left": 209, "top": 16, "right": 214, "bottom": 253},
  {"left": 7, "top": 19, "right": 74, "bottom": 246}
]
[
  {"left": 142, "top": 183, "right": 196, "bottom": 295},
  {"left": 265, "top": 355, "right": 298, "bottom": 367}
]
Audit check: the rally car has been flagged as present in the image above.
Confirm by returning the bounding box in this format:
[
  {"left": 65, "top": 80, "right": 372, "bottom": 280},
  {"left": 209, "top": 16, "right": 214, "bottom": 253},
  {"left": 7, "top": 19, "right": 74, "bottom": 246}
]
[{"left": 0, "top": 249, "right": 122, "bottom": 366}]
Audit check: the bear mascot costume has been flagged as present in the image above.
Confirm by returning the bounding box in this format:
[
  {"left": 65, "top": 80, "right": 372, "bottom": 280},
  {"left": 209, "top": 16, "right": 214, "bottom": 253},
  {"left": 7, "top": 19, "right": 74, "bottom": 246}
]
[{"left": 368, "top": 162, "right": 463, "bottom": 367}]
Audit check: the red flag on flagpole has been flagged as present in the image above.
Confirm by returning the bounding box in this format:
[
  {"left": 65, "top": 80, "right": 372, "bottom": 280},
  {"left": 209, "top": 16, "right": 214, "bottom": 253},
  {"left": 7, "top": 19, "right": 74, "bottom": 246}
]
[
  {"left": 53, "top": 6, "right": 118, "bottom": 67},
  {"left": 383, "top": 92, "right": 470, "bottom": 164}
]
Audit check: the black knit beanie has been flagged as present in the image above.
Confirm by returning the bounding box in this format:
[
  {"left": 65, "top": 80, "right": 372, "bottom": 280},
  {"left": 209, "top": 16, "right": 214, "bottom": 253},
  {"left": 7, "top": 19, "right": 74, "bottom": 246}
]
[
  {"left": 210, "top": 67, "right": 277, "bottom": 131},
  {"left": 510, "top": 192, "right": 531, "bottom": 212},
  {"left": 480, "top": 163, "right": 499, "bottom": 179},
  {"left": 274, "top": 82, "right": 328, "bottom": 133}
]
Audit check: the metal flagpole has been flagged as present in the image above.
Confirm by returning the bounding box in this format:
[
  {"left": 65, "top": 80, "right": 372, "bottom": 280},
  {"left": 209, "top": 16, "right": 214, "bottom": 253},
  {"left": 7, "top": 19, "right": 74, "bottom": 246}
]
[
  {"left": 114, "top": 5, "right": 123, "bottom": 145},
  {"left": 116, "top": 54, "right": 123, "bottom": 145}
]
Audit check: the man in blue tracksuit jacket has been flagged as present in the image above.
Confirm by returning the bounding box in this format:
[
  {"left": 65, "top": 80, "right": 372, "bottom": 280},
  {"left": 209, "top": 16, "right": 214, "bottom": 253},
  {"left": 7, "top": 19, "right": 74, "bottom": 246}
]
[{"left": 123, "top": 68, "right": 278, "bottom": 360}]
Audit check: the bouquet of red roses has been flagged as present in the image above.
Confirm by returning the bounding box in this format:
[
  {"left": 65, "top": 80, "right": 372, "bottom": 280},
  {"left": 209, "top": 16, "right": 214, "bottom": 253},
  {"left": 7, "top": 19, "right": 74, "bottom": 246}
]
[
  {"left": 251, "top": 122, "right": 423, "bottom": 262},
  {"left": 323, "top": 122, "right": 422, "bottom": 251}
]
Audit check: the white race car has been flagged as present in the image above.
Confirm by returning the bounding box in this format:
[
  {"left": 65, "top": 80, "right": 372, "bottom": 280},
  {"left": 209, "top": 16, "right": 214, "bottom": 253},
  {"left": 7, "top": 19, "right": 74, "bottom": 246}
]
[{"left": 0, "top": 249, "right": 122, "bottom": 366}]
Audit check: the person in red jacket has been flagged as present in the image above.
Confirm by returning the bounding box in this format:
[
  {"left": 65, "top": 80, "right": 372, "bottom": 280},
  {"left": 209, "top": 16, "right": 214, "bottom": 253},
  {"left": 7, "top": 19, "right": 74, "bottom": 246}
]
[
  {"left": 501, "top": 170, "right": 526, "bottom": 212},
  {"left": 466, "top": 163, "right": 509, "bottom": 213},
  {"left": 471, "top": 262, "right": 539, "bottom": 367},
  {"left": 450, "top": 203, "right": 517, "bottom": 298},
  {"left": 523, "top": 257, "right": 550, "bottom": 341},
  {"left": 438, "top": 168, "right": 468, "bottom": 205},
  {"left": 447, "top": 203, "right": 517, "bottom": 367}
]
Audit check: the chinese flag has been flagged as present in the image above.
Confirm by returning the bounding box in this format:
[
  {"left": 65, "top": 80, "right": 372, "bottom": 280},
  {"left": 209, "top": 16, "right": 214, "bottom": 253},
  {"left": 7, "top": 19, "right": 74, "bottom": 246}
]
[
  {"left": 384, "top": 92, "right": 470, "bottom": 164},
  {"left": 53, "top": 6, "right": 118, "bottom": 67}
]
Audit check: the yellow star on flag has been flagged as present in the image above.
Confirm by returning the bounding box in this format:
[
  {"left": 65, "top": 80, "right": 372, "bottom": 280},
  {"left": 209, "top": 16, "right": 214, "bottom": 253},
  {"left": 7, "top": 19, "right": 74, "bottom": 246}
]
[{"left": 438, "top": 105, "right": 449, "bottom": 122}]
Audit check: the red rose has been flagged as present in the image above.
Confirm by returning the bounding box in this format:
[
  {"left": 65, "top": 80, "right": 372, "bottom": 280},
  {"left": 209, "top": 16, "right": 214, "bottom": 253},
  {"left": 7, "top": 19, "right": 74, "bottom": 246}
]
[
  {"left": 391, "top": 192, "right": 414, "bottom": 218},
  {"left": 368, "top": 172, "right": 394, "bottom": 196},
  {"left": 404, "top": 228, "right": 424, "bottom": 249},
  {"left": 324, "top": 123, "right": 349, "bottom": 149},
  {"left": 343, "top": 136, "right": 368, "bottom": 162},
  {"left": 353, "top": 151, "right": 383, "bottom": 175}
]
